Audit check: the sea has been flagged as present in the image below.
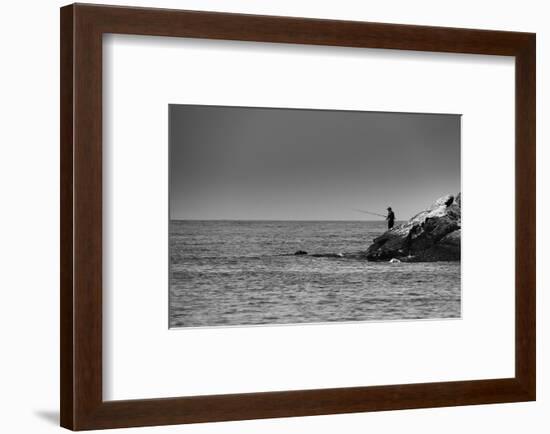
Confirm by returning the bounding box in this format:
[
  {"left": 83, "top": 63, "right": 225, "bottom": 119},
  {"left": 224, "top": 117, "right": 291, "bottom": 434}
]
[{"left": 169, "top": 220, "right": 461, "bottom": 328}]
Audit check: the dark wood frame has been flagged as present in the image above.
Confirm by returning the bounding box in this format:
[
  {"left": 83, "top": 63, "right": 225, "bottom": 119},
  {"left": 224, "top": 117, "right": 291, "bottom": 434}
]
[{"left": 60, "top": 3, "right": 536, "bottom": 430}]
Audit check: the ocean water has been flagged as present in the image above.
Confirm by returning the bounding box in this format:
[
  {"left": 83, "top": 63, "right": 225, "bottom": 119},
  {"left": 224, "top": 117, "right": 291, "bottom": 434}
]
[{"left": 169, "top": 220, "right": 461, "bottom": 328}]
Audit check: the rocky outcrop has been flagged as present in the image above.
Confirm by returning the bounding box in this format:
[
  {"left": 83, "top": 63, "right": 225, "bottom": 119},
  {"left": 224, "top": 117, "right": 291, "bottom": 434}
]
[{"left": 365, "top": 193, "right": 461, "bottom": 262}]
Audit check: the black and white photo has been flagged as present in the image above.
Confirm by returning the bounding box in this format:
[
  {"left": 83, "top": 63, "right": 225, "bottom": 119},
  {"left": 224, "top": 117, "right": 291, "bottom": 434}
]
[{"left": 169, "top": 105, "right": 461, "bottom": 328}]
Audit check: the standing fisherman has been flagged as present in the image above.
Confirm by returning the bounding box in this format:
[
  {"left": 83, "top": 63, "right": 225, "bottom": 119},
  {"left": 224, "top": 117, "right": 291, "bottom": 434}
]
[
  {"left": 352, "top": 207, "right": 396, "bottom": 230},
  {"left": 386, "top": 207, "right": 395, "bottom": 229}
]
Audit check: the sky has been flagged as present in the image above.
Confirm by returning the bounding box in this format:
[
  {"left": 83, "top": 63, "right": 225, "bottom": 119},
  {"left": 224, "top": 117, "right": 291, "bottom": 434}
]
[{"left": 169, "top": 105, "right": 460, "bottom": 221}]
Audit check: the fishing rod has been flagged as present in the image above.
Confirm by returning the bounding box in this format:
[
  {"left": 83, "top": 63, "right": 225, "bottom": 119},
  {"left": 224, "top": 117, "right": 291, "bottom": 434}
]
[{"left": 352, "top": 208, "right": 386, "bottom": 218}]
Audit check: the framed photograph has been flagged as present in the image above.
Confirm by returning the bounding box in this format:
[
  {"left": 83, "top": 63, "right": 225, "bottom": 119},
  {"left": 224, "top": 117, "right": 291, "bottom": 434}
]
[{"left": 60, "top": 3, "right": 536, "bottom": 430}]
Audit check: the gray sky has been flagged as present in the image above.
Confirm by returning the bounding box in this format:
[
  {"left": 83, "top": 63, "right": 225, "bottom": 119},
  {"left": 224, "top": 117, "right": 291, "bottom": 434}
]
[{"left": 169, "top": 105, "right": 460, "bottom": 221}]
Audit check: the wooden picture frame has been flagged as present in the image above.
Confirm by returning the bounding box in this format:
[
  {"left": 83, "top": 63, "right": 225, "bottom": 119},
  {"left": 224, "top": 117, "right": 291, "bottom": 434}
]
[{"left": 60, "top": 3, "right": 536, "bottom": 430}]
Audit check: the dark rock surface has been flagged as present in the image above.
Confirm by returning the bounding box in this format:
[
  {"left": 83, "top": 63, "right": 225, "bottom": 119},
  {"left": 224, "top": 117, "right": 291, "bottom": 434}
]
[
  {"left": 311, "top": 252, "right": 344, "bottom": 258},
  {"left": 365, "top": 193, "right": 461, "bottom": 262}
]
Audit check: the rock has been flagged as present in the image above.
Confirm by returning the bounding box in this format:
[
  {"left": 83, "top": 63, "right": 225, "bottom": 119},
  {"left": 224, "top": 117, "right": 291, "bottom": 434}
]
[
  {"left": 311, "top": 252, "right": 344, "bottom": 258},
  {"left": 365, "top": 194, "right": 461, "bottom": 262},
  {"left": 292, "top": 251, "right": 347, "bottom": 258}
]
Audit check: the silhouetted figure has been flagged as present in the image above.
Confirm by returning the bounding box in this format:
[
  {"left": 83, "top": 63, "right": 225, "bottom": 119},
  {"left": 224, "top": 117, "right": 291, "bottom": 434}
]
[{"left": 386, "top": 207, "right": 395, "bottom": 230}]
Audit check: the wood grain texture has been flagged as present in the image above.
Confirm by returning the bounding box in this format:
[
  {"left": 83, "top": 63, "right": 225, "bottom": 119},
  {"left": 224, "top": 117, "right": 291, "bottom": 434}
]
[
  {"left": 60, "top": 3, "right": 536, "bottom": 430},
  {"left": 60, "top": 4, "right": 74, "bottom": 429}
]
